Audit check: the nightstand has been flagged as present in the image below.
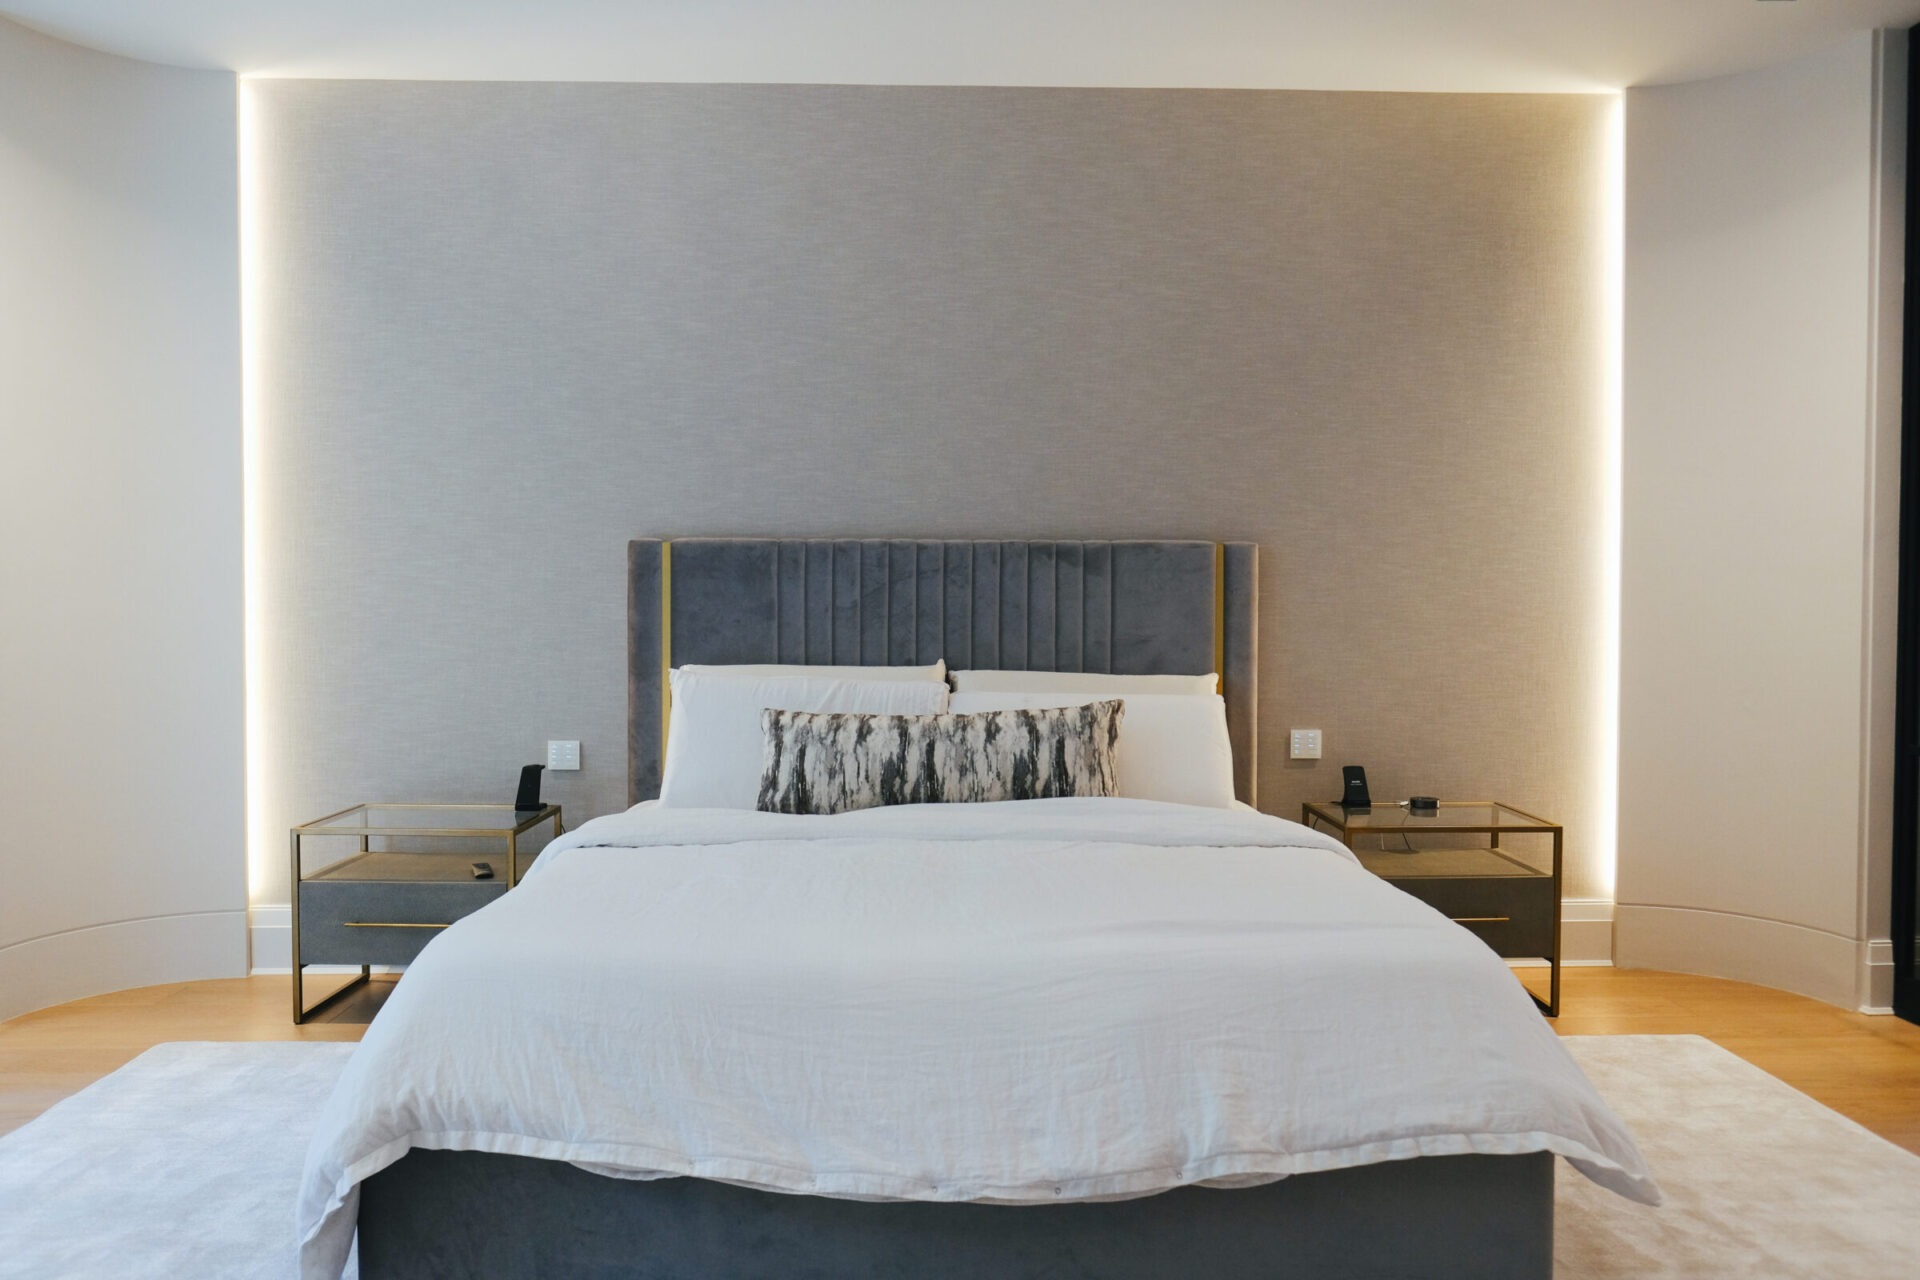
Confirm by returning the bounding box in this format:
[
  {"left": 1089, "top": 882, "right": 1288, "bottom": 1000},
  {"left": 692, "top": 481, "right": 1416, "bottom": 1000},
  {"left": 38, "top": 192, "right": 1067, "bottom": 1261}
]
[
  {"left": 1301, "top": 800, "right": 1562, "bottom": 1016},
  {"left": 290, "top": 803, "right": 562, "bottom": 1023}
]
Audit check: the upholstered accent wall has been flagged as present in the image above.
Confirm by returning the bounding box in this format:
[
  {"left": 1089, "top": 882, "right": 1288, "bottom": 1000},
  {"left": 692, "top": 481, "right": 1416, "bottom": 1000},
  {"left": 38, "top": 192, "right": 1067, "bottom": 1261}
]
[{"left": 249, "top": 82, "right": 1609, "bottom": 906}]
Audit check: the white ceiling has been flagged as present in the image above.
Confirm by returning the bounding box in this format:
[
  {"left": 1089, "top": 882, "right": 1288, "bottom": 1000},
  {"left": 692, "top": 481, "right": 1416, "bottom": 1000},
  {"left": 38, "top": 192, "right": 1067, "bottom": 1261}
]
[{"left": 6, "top": 0, "right": 1920, "bottom": 91}]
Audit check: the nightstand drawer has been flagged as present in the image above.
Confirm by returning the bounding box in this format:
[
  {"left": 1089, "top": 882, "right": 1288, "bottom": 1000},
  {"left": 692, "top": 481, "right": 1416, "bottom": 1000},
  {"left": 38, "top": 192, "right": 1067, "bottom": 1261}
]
[
  {"left": 298, "top": 880, "right": 505, "bottom": 965},
  {"left": 1382, "top": 875, "right": 1555, "bottom": 958}
]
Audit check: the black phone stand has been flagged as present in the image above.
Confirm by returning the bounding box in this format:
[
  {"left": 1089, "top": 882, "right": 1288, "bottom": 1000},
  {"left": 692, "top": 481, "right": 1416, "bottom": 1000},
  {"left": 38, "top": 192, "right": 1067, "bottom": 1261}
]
[
  {"left": 514, "top": 763, "right": 545, "bottom": 813},
  {"left": 1341, "top": 765, "right": 1372, "bottom": 810}
]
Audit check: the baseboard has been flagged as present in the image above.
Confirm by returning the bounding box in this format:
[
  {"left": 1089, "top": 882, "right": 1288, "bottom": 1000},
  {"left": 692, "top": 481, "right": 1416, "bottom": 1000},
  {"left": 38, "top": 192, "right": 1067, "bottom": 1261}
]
[
  {"left": 0, "top": 910, "right": 248, "bottom": 1022},
  {"left": 1861, "top": 938, "right": 1894, "bottom": 1014},
  {"left": 248, "top": 903, "right": 291, "bottom": 972},
  {"left": 1507, "top": 899, "right": 1613, "bottom": 967},
  {"left": 1560, "top": 898, "right": 1613, "bottom": 964},
  {"left": 1614, "top": 903, "right": 1859, "bottom": 1008}
]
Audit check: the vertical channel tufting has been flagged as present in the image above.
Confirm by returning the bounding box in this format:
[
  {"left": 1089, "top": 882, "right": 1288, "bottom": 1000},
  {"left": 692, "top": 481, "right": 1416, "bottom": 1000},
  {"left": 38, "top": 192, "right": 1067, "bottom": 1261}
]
[
  {"left": 915, "top": 543, "right": 943, "bottom": 665},
  {"left": 1083, "top": 543, "right": 1112, "bottom": 672},
  {"left": 858, "top": 543, "right": 888, "bottom": 664},
  {"left": 1000, "top": 543, "right": 1028, "bottom": 669},
  {"left": 945, "top": 543, "right": 973, "bottom": 669},
  {"left": 804, "top": 543, "right": 831, "bottom": 662},
  {"left": 972, "top": 543, "right": 999, "bottom": 669},
  {"left": 1028, "top": 543, "right": 1057, "bottom": 670},
  {"left": 774, "top": 544, "right": 799, "bottom": 662},
  {"left": 1056, "top": 543, "right": 1085, "bottom": 671},
  {"left": 832, "top": 541, "right": 861, "bottom": 663},
  {"left": 626, "top": 541, "right": 663, "bottom": 803},
  {"left": 770, "top": 548, "right": 781, "bottom": 665},
  {"left": 929, "top": 541, "right": 944, "bottom": 667},
  {"left": 883, "top": 541, "right": 912, "bottom": 664}
]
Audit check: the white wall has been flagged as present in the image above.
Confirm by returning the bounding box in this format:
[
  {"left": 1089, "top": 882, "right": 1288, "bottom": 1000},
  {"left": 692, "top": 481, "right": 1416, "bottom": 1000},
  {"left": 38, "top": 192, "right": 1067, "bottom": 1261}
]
[
  {"left": 1617, "top": 31, "right": 1904, "bottom": 1009},
  {"left": 0, "top": 18, "right": 246, "bottom": 1020}
]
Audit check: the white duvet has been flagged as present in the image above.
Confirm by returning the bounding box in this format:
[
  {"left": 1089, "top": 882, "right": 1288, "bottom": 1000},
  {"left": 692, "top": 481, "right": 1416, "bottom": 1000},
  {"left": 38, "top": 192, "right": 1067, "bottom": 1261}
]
[{"left": 296, "top": 799, "right": 1657, "bottom": 1278}]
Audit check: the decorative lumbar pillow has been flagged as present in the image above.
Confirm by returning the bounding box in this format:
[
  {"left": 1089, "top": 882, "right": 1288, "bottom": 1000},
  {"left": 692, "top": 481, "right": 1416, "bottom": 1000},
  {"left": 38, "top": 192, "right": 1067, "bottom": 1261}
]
[
  {"left": 949, "top": 691, "right": 1236, "bottom": 809},
  {"left": 756, "top": 700, "right": 1125, "bottom": 815}
]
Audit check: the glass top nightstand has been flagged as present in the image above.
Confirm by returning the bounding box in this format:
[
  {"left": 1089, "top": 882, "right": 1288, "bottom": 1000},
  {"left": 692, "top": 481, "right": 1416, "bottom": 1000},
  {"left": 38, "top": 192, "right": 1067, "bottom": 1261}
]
[
  {"left": 289, "top": 803, "right": 563, "bottom": 1023},
  {"left": 293, "top": 802, "right": 563, "bottom": 885},
  {"left": 1301, "top": 799, "right": 1563, "bottom": 1017}
]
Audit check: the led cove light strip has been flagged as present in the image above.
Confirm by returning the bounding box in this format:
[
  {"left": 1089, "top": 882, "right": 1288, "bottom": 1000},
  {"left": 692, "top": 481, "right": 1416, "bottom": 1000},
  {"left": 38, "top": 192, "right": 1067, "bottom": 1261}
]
[
  {"left": 1597, "top": 93, "right": 1624, "bottom": 901},
  {"left": 240, "top": 79, "right": 270, "bottom": 907}
]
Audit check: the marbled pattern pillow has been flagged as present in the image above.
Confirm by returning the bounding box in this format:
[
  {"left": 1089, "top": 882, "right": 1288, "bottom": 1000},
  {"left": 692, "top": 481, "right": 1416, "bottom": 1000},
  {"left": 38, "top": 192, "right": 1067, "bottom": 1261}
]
[{"left": 756, "top": 700, "right": 1125, "bottom": 815}]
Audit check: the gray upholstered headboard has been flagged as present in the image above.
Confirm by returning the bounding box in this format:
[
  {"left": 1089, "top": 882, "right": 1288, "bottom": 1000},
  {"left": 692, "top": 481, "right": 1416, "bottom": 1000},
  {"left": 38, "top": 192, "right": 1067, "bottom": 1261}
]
[{"left": 628, "top": 539, "right": 1258, "bottom": 805}]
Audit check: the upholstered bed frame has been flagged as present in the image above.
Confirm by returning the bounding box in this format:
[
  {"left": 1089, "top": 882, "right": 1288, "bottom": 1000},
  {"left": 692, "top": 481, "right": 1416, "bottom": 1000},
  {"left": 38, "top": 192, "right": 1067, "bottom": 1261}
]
[{"left": 354, "top": 538, "right": 1553, "bottom": 1280}]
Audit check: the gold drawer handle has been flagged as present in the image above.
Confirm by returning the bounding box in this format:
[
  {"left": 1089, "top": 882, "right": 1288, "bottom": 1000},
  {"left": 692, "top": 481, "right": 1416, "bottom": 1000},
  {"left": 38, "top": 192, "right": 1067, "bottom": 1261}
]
[
  {"left": 342, "top": 921, "right": 452, "bottom": 929},
  {"left": 1452, "top": 916, "right": 1511, "bottom": 924}
]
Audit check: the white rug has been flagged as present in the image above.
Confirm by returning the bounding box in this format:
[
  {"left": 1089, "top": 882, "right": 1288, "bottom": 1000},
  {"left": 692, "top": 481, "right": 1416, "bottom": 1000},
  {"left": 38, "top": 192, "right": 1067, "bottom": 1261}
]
[
  {"left": 0, "top": 1036, "right": 1916, "bottom": 1278},
  {"left": 1557, "top": 1035, "right": 1920, "bottom": 1278},
  {"left": 0, "top": 1041, "right": 357, "bottom": 1279}
]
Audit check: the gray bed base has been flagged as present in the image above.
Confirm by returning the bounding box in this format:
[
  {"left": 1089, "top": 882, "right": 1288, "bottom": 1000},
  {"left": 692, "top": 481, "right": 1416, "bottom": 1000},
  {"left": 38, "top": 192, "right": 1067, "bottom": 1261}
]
[
  {"left": 353, "top": 539, "right": 1555, "bottom": 1277},
  {"left": 359, "top": 1150, "right": 1553, "bottom": 1280}
]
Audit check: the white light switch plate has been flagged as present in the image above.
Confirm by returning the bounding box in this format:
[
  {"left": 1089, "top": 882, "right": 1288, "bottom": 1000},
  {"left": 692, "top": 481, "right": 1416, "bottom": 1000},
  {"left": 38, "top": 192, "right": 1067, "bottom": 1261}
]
[
  {"left": 547, "top": 740, "right": 581, "bottom": 771},
  {"left": 1289, "top": 729, "right": 1322, "bottom": 760}
]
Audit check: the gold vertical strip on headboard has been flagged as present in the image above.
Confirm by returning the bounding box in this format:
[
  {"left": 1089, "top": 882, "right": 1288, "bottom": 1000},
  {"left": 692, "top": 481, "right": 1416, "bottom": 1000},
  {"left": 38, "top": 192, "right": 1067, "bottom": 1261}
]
[
  {"left": 1214, "top": 542, "right": 1226, "bottom": 696},
  {"left": 660, "top": 541, "right": 673, "bottom": 760}
]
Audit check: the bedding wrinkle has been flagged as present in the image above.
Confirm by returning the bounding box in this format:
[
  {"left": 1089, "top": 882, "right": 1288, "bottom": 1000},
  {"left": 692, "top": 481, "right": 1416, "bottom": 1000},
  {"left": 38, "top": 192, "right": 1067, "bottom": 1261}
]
[{"left": 296, "top": 799, "right": 1655, "bottom": 1280}]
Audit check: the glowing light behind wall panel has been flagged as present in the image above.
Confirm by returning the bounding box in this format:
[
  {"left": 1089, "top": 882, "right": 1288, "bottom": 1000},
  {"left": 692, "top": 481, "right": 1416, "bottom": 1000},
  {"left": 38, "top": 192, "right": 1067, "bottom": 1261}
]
[
  {"left": 240, "top": 78, "right": 271, "bottom": 905},
  {"left": 230, "top": 83, "right": 1630, "bottom": 906},
  {"left": 1596, "top": 92, "right": 1624, "bottom": 900}
]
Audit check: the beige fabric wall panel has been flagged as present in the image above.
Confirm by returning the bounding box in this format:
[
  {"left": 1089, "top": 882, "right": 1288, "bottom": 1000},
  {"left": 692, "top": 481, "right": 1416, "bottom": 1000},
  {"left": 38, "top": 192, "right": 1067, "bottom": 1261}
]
[{"left": 251, "top": 82, "right": 1609, "bottom": 906}]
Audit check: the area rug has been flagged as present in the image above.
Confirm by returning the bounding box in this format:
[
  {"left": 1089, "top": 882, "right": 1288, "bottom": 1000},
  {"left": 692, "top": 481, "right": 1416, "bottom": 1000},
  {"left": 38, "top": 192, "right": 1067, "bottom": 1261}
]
[
  {"left": 1556, "top": 1035, "right": 1920, "bottom": 1277},
  {"left": 1, "top": 1036, "right": 1916, "bottom": 1278},
  {"left": 0, "top": 1041, "right": 357, "bottom": 1279}
]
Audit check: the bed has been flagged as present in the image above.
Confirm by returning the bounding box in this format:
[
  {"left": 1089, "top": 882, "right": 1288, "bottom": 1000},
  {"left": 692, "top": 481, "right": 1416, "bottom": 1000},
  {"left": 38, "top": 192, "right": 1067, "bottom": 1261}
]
[{"left": 298, "top": 539, "right": 1656, "bottom": 1280}]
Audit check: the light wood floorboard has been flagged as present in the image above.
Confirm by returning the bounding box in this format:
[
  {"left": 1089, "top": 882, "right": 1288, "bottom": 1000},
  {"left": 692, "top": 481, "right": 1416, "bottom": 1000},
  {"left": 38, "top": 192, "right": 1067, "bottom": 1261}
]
[
  {"left": 0, "top": 972, "right": 392, "bottom": 1139},
  {"left": 3, "top": 967, "right": 1918, "bottom": 1153}
]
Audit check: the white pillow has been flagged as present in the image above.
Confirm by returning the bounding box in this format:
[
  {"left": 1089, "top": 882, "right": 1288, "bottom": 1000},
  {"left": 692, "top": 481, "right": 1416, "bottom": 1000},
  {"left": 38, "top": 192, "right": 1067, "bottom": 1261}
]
[
  {"left": 950, "top": 669, "right": 1219, "bottom": 696},
  {"left": 948, "top": 691, "right": 1236, "bottom": 809},
  {"left": 660, "top": 671, "right": 950, "bottom": 809},
  {"left": 677, "top": 660, "right": 946, "bottom": 683}
]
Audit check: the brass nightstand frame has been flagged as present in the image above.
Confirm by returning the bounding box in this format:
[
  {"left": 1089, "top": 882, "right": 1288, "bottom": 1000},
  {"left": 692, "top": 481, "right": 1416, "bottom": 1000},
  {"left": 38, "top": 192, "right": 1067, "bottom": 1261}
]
[{"left": 290, "top": 803, "right": 563, "bottom": 1023}]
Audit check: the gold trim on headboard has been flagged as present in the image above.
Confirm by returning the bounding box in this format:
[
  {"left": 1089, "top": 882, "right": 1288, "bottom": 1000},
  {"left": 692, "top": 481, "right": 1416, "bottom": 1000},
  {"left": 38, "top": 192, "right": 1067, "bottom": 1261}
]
[
  {"left": 1213, "top": 542, "right": 1226, "bottom": 697},
  {"left": 660, "top": 540, "right": 673, "bottom": 760}
]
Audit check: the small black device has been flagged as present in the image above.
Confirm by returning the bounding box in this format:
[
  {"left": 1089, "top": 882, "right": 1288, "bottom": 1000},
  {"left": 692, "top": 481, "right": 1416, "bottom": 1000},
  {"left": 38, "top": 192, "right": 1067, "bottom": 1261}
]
[
  {"left": 1341, "top": 765, "right": 1372, "bottom": 810},
  {"left": 514, "top": 763, "right": 545, "bottom": 813},
  {"left": 471, "top": 861, "right": 494, "bottom": 880},
  {"left": 1407, "top": 795, "right": 1439, "bottom": 815}
]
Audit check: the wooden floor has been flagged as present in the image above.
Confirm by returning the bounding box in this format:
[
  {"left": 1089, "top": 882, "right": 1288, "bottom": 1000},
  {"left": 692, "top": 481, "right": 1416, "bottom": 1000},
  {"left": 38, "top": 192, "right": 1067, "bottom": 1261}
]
[{"left": 4, "top": 966, "right": 1919, "bottom": 1153}]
